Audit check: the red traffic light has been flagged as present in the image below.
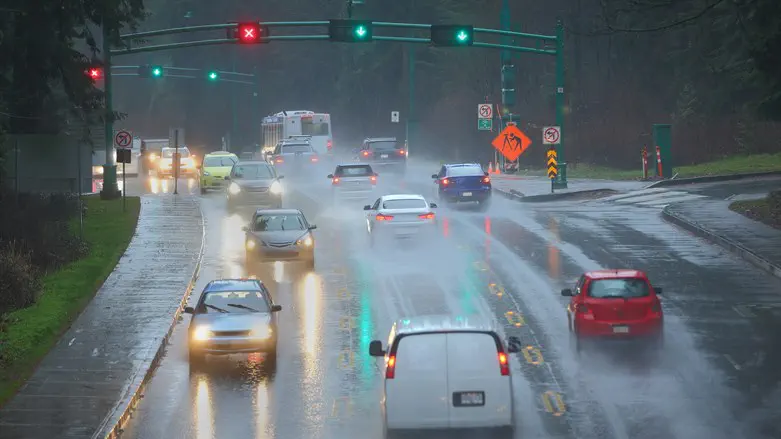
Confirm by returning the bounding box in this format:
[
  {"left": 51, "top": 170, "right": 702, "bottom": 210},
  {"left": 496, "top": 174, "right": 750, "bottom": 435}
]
[
  {"left": 231, "top": 22, "right": 269, "bottom": 44},
  {"left": 86, "top": 67, "right": 103, "bottom": 80}
]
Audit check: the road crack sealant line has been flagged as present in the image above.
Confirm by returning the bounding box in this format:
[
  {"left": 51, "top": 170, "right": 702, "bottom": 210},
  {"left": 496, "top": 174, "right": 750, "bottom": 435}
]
[
  {"left": 661, "top": 206, "right": 781, "bottom": 280},
  {"left": 94, "top": 198, "right": 207, "bottom": 439}
]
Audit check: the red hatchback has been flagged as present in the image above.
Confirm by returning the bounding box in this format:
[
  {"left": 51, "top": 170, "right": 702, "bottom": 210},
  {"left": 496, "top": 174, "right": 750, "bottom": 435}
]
[{"left": 562, "top": 270, "right": 664, "bottom": 350}]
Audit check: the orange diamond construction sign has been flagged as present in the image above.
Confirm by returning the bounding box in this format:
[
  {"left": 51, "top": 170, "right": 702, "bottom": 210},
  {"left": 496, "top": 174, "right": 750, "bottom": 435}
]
[{"left": 491, "top": 124, "right": 531, "bottom": 162}]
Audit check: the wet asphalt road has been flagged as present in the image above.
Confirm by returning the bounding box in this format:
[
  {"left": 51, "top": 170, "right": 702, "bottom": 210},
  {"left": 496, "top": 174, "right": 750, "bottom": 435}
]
[{"left": 116, "top": 160, "right": 781, "bottom": 439}]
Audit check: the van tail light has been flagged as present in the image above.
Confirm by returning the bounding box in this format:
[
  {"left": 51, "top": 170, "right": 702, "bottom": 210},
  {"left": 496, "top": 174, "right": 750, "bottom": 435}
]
[
  {"left": 418, "top": 213, "right": 435, "bottom": 220},
  {"left": 482, "top": 176, "right": 491, "bottom": 184},
  {"left": 274, "top": 157, "right": 284, "bottom": 164},
  {"left": 498, "top": 351, "right": 510, "bottom": 376},
  {"left": 398, "top": 149, "right": 406, "bottom": 155},
  {"left": 361, "top": 150, "right": 370, "bottom": 157},
  {"left": 332, "top": 177, "right": 340, "bottom": 185},
  {"left": 376, "top": 214, "right": 394, "bottom": 221},
  {"left": 386, "top": 355, "right": 396, "bottom": 379},
  {"left": 575, "top": 303, "right": 589, "bottom": 313},
  {"left": 370, "top": 175, "right": 377, "bottom": 184},
  {"left": 441, "top": 178, "right": 449, "bottom": 186},
  {"left": 327, "top": 140, "right": 333, "bottom": 150},
  {"left": 311, "top": 156, "right": 319, "bottom": 162}
]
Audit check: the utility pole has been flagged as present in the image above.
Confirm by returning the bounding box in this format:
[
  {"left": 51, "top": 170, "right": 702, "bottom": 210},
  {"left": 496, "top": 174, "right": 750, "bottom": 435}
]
[
  {"left": 554, "top": 19, "right": 567, "bottom": 188},
  {"left": 499, "top": 0, "right": 515, "bottom": 173},
  {"left": 100, "top": 23, "right": 120, "bottom": 200}
]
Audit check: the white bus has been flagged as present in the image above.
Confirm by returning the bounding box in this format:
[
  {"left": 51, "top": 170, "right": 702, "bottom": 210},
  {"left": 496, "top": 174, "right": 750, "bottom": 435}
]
[{"left": 262, "top": 110, "right": 333, "bottom": 156}]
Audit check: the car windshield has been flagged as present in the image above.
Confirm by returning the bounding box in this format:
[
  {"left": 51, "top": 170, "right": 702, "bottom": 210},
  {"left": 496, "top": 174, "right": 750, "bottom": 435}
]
[
  {"left": 382, "top": 199, "right": 427, "bottom": 209},
  {"left": 233, "top": 164, "right": 274, "bottom": 179},
  {"left": 254, "top": 214, "right": 306, "bottom": 231},
  {"left": 448, "top": 165, "right": 484, "bottom": 177},
  {"left": 161, "top": 148, "right": 190, "bottom": 158},
  {"left": 201, "top": 291, "right": 269, "bottom": 313},
  {"left": 588, "top": 278, "right": 651, "bottom": 298},
  {"left": 336, "top": 165, "right": 373, "bottom": 176},
  {"left": 203, "top": 156, "right": 237, "bottom": 167},
  {"left": 282, "top": 144, "right": 312, "bottom": 154},
  {"left": 368, "top": 141, "right": 399, "bottom": 152}
]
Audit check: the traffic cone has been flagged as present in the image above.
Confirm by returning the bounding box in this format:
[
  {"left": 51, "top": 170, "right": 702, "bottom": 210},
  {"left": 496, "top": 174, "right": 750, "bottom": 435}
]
[{"left": 488, "top": 162, "right": 494, "bottom": 174}]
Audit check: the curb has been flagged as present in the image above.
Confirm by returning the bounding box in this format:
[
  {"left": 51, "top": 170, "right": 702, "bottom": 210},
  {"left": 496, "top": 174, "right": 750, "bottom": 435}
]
[
  {"left": 494, "top": 187, "right": 618, "bottom": 203},
  {"left": 95, "top": 198, "right": 207, "bottom": 439},
  {"left": 661, "top": 206, "right": 781, "bottom": 279},
  {"left": 646, "top": 170, "right": 781, "bottom": 188}
]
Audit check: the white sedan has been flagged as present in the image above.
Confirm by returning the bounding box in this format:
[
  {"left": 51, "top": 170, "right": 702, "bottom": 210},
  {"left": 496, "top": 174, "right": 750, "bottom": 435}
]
[{"left": 364, "top": 194, "right": 438, "bottom": 246}]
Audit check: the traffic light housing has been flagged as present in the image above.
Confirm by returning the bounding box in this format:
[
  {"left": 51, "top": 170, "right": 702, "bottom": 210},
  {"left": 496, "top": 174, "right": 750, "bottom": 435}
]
[
  {"left": 329, "top": 19, "right": 373, "bottom": 42},
  {"left": 137, "top": 65, "right": 163, "bottom": 78},
  {"left": 430, "top": 25, "right": 474, "bottom": 46},
  {"left": 206, "top": 71, "right": 219, "bottom": 81},
  {"left": 150, "top": 65, "right": 163, "bottom": 77},
  {"left": 227, "top": 22, "right": 270, "bottom": 44},
  {"left": 86, "top": 67, "right": 103, "bottom": 81}
]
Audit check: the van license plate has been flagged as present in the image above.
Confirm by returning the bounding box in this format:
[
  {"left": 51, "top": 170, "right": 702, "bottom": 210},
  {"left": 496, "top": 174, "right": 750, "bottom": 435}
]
[
  {"left": 613, "top": 325, "right": 629, "bottom": 333},
  {"left": 453, "top": 391, "right": 485, "bottom": 407},
  {"left": 380, "top": 154, "right": 389, "bottom": 159},
  {"left": 462, "top": 192, "right": 473, "bottom": 197}
]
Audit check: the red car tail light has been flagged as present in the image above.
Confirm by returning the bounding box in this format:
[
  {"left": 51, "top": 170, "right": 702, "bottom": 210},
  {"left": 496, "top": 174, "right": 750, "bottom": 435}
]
[
  {"left": 482, "top": 176, "right": 491, "bottom": 184},
  {"left": 441, "top": 178, "right": 450, "bottom": 185},
  {"left": 361, "top": 150, "right": 370, "bottom": 157},
  {"left": 418, "top": 213, "right": 435, "bottom": 220},
  {"left": 332, "top": 177, "right": 340, "bottom": 185},
  {"left": 370, "top": 175, "right": 377, "bottom": 184},
  {"left": 386, "top": 355, "right": 396, "bottom": 379},
  {"left": 274, "top": 157, "right": 283, "bottom": 164},
  {"left": 398, "top": 149, "right": 406, "bottom": 155},
  {"left": 327, "top": 140, "right": 333, "bottom": 150},
  {"left": 311, "top": 156, "right": 319, "bottom": 162},
  {"left": 376, "top": 214, "right": 394, "bottom": 221}
]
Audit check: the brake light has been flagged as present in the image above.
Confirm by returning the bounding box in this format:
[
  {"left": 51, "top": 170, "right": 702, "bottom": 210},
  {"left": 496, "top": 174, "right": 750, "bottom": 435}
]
[
  {"left": 332, "top": 177, "right": 340, "bottom": 185},
  {"left": 498, "top": 351, "right": 510, "bottom": 376},
  {"left": 482, "top": 176, "right": 491, "bottom": 184},
  {"left": 441, "top": 178, "right": 449, "bottom": 185},
  {"left": 418, "top": 213, "right": 435, "bottom": 220},
  {"left": 398, "top": 149, "right": 406, "bottom": 155},
  {"left": 327, "top": 140, "right": 333, "bottom": 150},
  {"left": 376, "top": 214, "right": 394, "bottom": 221},
  {"left": 274, "top": 157, "right": 283, "bottom": 163},
  {"left": 311, "top": 156, "right": 319, "bottom": 162},
  {"left": 370, "top": 175, "right": 377, "bottom": 184},
  {"left": 386, "top": 355, "right": 396, "bottom": 379},
  {"left": 361, "top": 150, "right": 370, "bottom": 157}
]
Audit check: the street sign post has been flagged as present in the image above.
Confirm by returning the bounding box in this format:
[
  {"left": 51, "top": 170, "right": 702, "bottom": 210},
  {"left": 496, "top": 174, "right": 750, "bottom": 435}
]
[
  {"left": 391, "top": 111, "right": 400, "bottom": 123},
  {"left": 491, "top": 124, "right": 531, "bottom": 162},
  {"left": 478, "top": 119, "right": 492, "bottom": 131},
  {"left": 547, "top": 147, "right": 558, "bottom": 193},
  {"left": 543, "top": 126, "right": 561, "bottom": 145},
  {"left": 115, "top": 148, "right": 132, "bottom": 211},
  {"left": 113, "top": 130, "right": 133, "bottom": 149}
]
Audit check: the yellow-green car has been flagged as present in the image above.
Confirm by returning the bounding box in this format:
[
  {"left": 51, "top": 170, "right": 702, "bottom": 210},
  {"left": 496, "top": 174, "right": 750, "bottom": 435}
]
[{"left": 200, "top": 151, "right": 239, "bottom": 194}]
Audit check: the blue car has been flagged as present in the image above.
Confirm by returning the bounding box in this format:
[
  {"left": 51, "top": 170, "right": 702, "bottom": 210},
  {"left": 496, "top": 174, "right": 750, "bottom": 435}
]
[{"left": 432, "top": 163, "right": 492, "bottom": 210}]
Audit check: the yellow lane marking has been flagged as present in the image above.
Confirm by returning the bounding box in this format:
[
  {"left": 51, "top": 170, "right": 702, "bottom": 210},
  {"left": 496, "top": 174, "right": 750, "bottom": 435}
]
[
  {"left": 541, "top": 391, "right": 566, "bottom": 416},
  {"left": 504, "top": 310, "right": 525, "bottom": 327},
  {"left": 522, "top": 346, "right": 544, "bottom": 365}
]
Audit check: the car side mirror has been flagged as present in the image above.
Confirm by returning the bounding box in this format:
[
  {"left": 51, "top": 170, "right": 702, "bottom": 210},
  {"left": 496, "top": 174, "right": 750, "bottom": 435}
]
[
  {"left": 277, "top": 175, "right": 285, "bottom": 180},
  {"left": 431, "top": 174, "right": 438, "bottom": 179},
  {"left": 655, "top": 287, "right": 663, "bottom": 295},
  {"left": 369, "top": 340, "right": 385, "bottom": 357},
  {"left": 184, "top": 306, "right": 195, "bottom": 314},
  {"left": 327, "top": 174, "right": 334, "bottom": 179},
  {"left": 507, "top": 336, "right": 521, "bottom": 353},
  {"left": 363, "top": 205, "right": 372, "bottom": 211},
  {"left": 224, "top": 176, "right": 230, "bottom": 181},
  {"left": 561, "top": 288, "right": 573, "bottom": 297},
  {"left": 241, "top": 226, "right": 248, "bottom": 232},
  {"left": 271, "top": 304, "right": 282, "bottom": 312},
  {"left": 309, "top": 225, "right": 317, "bottom": 230},
  {"left": 429, "top": 203, "right": 438, "bottom": 208}
]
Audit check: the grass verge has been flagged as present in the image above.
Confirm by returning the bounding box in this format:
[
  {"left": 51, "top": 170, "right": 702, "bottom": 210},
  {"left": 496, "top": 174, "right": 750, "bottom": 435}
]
[
  {"left": 518, "top": 152, "right": 781, "bottom": 180},
  {"left": 0, "top": 195, "right": 140, "bottom": 406},
  {"left": 729, "top": 191, "right": 781, "bottom": 230}
]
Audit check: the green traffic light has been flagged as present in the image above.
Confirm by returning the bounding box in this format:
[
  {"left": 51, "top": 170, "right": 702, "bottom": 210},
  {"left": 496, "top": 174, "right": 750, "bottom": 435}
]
[
  {"left": 456, "top": 30, "right": 470, "bottom": 43},
  {"left": 207, "top": 71, "right": 219, "bottom": 81},
  {"left": 354, "top": 25, "right": 367, "bottom": 38},
  {"left": 151, "top": 66, "right": 163, "bottom": 77}
]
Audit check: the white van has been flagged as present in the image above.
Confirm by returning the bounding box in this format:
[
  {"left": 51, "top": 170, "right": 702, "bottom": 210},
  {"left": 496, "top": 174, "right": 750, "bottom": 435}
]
[{"left": 369, "top": 315, "right": 520, "bottom": 438}]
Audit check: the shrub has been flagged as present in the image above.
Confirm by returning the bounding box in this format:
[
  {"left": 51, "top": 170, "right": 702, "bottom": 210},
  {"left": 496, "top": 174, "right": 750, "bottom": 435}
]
[{"left": 0, "top": 242, "right": 41, "bottom": 315}]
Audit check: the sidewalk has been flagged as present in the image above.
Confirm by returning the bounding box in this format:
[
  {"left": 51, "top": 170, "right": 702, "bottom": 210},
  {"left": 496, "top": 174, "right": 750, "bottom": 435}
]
[
  {"left": 662, "top": 199, "right": 781, "bottom": 278},
  {"left": 0, "top": 195, "right": 204, "bottom": 439},
  {"left": 491, "top": 174, "right": 647, "bottom": 201}
]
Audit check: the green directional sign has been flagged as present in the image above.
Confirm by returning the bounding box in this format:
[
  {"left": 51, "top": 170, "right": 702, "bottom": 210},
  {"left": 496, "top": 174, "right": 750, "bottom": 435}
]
[{"left": 478, "top": 118, "right": 492, "bottom": 131}]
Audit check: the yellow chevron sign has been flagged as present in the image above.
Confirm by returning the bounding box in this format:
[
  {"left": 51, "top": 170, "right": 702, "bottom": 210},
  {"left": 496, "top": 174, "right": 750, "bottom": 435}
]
[{"left": 546, "top": 148, "right": 558, "bottom": 179}]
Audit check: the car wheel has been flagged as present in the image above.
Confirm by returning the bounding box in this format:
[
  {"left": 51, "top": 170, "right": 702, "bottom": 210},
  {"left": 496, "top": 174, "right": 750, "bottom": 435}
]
[
  {"left": 651, "top": 331, "right": 665, "bottom": 349},
  {"left": 189, "top": 348, "right": 205, "bottom": 367},
  {"left": 265, "top": 347, "right": 278, "bottom": 371}
]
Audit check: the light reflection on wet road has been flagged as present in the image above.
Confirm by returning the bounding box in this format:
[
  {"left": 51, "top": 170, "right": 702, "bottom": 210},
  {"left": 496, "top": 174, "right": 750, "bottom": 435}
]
[{"left": 117, "top": 162, "right": 781, "bottom": 439}]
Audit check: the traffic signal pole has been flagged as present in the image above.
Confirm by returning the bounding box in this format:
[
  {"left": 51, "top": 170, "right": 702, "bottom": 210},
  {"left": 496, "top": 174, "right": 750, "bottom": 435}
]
[
  {"left": 100, "top": 24, "right": 119, "bottom": 200},
  {"left": 553, "top": 19, "right": 567, "bottom": 188},
  {"left": 499, "top": 0, "right": 513, "bottom": 174}
]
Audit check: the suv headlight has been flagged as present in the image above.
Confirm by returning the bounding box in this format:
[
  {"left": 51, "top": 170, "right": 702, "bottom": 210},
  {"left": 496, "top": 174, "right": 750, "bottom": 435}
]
[
  {"left": 296, "top": 235, "right": 313, "bottom": 247},
  {"left": 192, "top": 326, "right": 211, "bottom": 341},
  {"left": 228, "top": 182, "right": 241, "bottom": 195},
  {"left": 269, "top": 180, "right": 283, "bottom": 195},
  {"left": 252, "top": 325, "right": 272, "bottom": 339}
]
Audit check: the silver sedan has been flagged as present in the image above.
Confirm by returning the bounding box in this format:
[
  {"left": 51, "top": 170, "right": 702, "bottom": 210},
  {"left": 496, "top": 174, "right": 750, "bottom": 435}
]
[{"left": 363, "top": 194, "right": 438, "bottom": 246}]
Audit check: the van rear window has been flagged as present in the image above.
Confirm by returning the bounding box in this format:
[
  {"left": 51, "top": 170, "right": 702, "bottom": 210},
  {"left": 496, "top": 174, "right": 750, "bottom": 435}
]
[{"left": 394, "top": 333, "right": 447, "bottom": 373}]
